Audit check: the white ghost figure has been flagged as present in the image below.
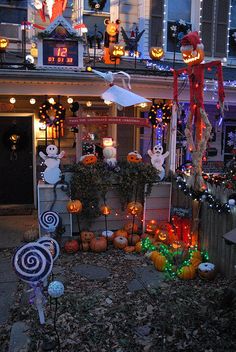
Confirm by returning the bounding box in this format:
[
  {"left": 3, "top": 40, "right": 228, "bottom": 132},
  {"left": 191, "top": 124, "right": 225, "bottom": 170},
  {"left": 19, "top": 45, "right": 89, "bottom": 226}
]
[
  {"left": 148, "top": 145, "right": 169, "bottom": 181},
  {"left": 39, "top": 144, "right": 65, "bottom": 184}
]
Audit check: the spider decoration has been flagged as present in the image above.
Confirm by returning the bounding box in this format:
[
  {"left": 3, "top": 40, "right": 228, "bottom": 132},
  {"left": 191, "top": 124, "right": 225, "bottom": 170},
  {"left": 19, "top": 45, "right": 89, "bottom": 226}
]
[{"left": 39, "top": 100, "right": 66, "bottom": 127}]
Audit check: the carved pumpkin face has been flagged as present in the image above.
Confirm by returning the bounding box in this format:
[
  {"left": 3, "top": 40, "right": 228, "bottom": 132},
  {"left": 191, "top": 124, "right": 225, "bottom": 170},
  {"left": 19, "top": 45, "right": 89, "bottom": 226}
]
[
  {"left": 0, "top": 37, "right": 9, "bottom": 50},
  {"left": 81, "top": 231, "right": 95, "bottom": 243},
  {"left": 110, "top": 44, "right": 125, "bottom": 58},
  {"left": 146, "top": 220, "right": 158, "bottom": 234},
  {"left": 127, "top": 151, "right": 142, "bottom": 163},
  {"left": 67, "top": 200, "right": 82, "bottom": 213},
  {"left": 182, "top": 48, "right": 204, "bottom": 66},
  {"left": 127, "top": 201, "right": 143, "bottom": 216},
  {"left": 149, "top": 47, "right": 164, "bottom": 60},
  {"left": 81, "top": 154, "right": 97, "bottom": 165}
]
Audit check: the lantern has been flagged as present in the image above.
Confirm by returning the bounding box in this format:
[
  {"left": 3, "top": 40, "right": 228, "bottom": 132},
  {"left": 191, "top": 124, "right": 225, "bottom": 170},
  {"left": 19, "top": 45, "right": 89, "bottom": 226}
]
[
  {"left": 66, "top": 200, "right": 82, "bottom": 214},
  {"left": 0, "top": 37, "right": 9, "bottom": 51},
  {"left": 127, "top": 201, "right": 143, "bottom": 216},
  {"left": 110, "top": 44, "right": 125, "bottom": 58},
  {"left": 149, "top": 47, "right": 164, "bottom": 60},
  {"left": 100, "top": 205, "right": 111, "bottom": 216}
]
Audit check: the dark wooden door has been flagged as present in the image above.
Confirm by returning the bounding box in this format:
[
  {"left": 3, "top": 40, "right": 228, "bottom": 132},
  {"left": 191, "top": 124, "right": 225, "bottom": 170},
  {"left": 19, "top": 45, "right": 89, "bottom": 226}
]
[{"left": 0, "top": 116, "right": 34, "bottom": 204}]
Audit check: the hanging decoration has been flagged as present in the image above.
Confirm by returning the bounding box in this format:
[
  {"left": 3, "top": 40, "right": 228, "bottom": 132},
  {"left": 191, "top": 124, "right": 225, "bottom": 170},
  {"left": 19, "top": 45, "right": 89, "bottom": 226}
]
[
  {"left": 174, "top": 31, "right": 225, "bottom": 192},
  {"left": 88, "top": 0, "right": 107, "bottom": 11},
  {"left": 87, "top": 67, "right": 151, "bottom": 107},
  {"left": 38, "top": 100, "right": 65, "bottom": 127},
  {"left": 148, "top": 100, "right": 172, "bottom": 126}
]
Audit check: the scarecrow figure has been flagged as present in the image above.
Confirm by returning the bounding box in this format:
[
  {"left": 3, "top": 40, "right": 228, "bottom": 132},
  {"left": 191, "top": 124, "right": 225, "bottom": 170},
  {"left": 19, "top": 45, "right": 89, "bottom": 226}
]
[{"left": 173, "top": 31, "right": 225, "bottom": 191}]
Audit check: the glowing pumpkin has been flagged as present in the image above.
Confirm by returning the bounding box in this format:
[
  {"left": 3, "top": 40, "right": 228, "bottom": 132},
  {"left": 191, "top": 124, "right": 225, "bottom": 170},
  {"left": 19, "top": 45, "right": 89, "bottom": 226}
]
[
  {"left": 180, "top": 31, "right": 204, "bottom": 66},
  {"left": 67, "top": 200, "right": 82, "bottom": 214},
  {"left": 110, "top": 44, "right": 125, "bottom": 58},
  {"left": 100, "top": 205, "right": 111, "bottom": 216},
  {"left": 146, "top": 220, "right": 158, "bottom": 235},
  {"left": 127, "top": 151, "right": 142, "bottom": 163},
  {"left": 149, "top": 47, "right": 164, "bottom": 60},
  {"left": 127, "top": 201, "right": 143, "bottom": 216},
  {"left": 0, "top": 37, "right": 9, "bottom": 51},
  {"left": 80, "top": 154, "right": 97, "bottom": 165}
]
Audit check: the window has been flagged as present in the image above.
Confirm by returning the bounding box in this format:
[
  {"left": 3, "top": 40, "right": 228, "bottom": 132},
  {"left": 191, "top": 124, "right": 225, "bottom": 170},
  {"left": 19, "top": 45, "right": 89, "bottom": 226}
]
[
  {"left": 84, "top": 0, "right": 110, "bottom": 13},
  {"left": 229, "top": 0, "right": 236, "bottom": 57},
  {"left": 167, "top": 0, "right": 192, "bottom": 52}
]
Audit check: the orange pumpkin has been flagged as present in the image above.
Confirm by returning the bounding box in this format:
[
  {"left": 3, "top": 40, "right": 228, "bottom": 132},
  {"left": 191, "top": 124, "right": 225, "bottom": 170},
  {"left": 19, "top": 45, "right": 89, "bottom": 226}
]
[
  {"left": 191, "top": 250, "right": 202, "bottom": 260},
  {"left": 127, "top": 151, "right": 142, "bottom": 163},
  {"left": 149, "top": 47, "right": 164, "bottom": 60},
  {"left": 90, "top": 237, "right": 107, "bottom": 252},
  {"left": 157, "top": 230, "right": 168, "bottom": 243},
  {"left": 81, "top": 231, "right": 95, "bottom": 243},
  {"left": 190, "top": 257, "right": 202, "bottom": 269},
  {"left": 128, "top": 234, "right": 140, "bottom": 245},
  {"left": 124, "top": 222, "right": 138, "bottom": 234},
  {"left": 152, "top": 252, "right": 166, "bottom": 272},
  {"left": 64, "top": 239, "right": 79, "bottom": 254},
  {"left": 135, "top": 241, "right": 142, "bottom": 253},
  {"left": 113, "top": 229, "right": 128, "bottom": 239},
  {"left": 113, "top": 236, "right": 128, "bottom": 249},
  {"left": 178, "top": 265, "right": 196, "bottom": 280},
  {"left": 67, "top": 199, "right": 82, "bottom": 214},
  {"left": 81, "top": 154, "right": 97, "bottom": 165},
  {"left": 127, "top": 201, "right": 143, "bottom": 216},
  {"left": 124, "top": 246, "right": 135, "bottom": 253}
]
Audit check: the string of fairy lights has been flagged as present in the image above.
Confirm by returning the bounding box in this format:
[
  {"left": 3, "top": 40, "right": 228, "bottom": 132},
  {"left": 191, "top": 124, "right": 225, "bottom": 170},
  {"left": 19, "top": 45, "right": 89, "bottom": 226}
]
[{"left": 176, "top": 176, "right": 232, "bottom": 214}]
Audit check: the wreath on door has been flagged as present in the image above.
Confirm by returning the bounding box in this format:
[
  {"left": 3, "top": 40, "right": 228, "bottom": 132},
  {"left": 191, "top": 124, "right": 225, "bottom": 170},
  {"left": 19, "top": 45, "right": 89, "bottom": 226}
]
[
  {"left": 88, "top": 0, "right": 107, "bottom": 11},
  {"left": 39, "top": 101, "right": 66, "bottom": 127}
]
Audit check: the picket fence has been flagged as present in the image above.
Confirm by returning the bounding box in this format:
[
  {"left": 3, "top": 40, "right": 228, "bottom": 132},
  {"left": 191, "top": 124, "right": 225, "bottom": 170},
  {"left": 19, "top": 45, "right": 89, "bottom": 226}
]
[{"left": 172, "top": 181, "right": 236, "bottom": 277}]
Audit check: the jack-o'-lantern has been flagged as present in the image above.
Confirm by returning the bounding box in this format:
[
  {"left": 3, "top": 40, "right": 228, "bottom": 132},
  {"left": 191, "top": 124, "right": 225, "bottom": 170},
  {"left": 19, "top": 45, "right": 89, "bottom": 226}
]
[
  {"left": 127, "top": 151, "right": 142, "bottom": 163},
  {"left": 158, "top": 230, "right": 168, "bottom": 243},
  {"left": 81, "top": 231, "right": 95, "bottom": 243},
  {"left": 127, "top": 201, "right": 143, "bottom": 216},
  {"left": 149, "top": 47, "right": 164, "bottom": 60},
  {"left": 180, "top": 31, "right": 204, "bottom": 66},
  {"left": 0, "top": 37, "right": 9, "bottom": 51},
  {"left": 80, "top": 154, "right": 97, "bottom": 165},
  {"left": 146, "top": 220, "right": 158, "bottom": 235},
  {"left": 110, "top": 44, "right": 125, "bottom": 58},
  {"left": 67, "top": 200, "right": 82, "bottom": 214},
  {"left": 100, "top": 205, "right": 111, "bottom": 216},
  {"left": 124, "top": 222, "right": 138, "bottom": 234},
  {"left": 172, "top": 240, "right": 183, "bottom": 250}
]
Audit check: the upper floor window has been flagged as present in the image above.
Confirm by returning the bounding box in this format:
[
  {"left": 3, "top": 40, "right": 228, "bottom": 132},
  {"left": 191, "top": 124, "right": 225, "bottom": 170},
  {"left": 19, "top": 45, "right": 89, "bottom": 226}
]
[
  {"left": 84, "top": 0, "right": 110, "bottom": 13},
  {"left": 229, "top": 0, "right": 236, "bottom": 57},
  {"left": 167, "top": 0, "right": 192, "bottom": 52},
  {"left": 0, "top": 0, "right": 27, "bottom": 24}
]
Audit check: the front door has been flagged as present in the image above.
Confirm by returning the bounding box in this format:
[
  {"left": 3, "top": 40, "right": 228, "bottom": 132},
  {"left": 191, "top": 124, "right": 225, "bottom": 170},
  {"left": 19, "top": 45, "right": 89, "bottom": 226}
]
[{"left": 0, "top": 116, "right": 34, "bottom": 205}]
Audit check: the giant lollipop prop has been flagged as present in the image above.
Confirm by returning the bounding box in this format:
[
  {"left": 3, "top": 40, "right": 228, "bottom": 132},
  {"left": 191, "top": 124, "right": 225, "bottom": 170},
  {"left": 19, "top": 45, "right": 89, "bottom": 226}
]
[{"left": 12, "top": 242, "right": 53, "bottom": 324}]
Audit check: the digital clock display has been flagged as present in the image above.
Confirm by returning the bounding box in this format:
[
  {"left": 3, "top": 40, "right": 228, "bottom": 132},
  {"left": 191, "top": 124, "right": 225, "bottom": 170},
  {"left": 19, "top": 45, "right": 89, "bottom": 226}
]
[{"left": 43, "top": 40, "right": 78, "bottom": 66}]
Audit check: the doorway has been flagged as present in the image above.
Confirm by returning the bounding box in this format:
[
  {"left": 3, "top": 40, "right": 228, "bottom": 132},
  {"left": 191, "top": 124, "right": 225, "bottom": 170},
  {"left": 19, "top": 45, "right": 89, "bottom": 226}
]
[{"left": 0, "top": 115, "right": 34, "bottom": 205}]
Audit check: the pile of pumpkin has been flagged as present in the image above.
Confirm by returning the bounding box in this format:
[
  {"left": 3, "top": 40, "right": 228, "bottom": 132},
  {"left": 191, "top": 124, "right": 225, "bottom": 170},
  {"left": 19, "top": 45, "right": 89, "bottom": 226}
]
[
  {"left": 63, "top": 222, "right": 143, "bottom": 254},
  {"left": 148, "top": 247, "right": 203, "bottom": 280}
]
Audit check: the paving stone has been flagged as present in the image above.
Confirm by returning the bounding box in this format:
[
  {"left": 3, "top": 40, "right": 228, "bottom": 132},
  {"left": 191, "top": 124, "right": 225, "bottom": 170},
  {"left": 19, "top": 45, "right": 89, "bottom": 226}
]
[
  {"left": 0, "top": 257, "right": 17, "bottom": 283},
  {"left": 8, "top": 321, "right": 30, "bottom": 352},
  {"left": 127, "top": 265, "right": 164, "bottom": 292},
  {"left": 73, "top": 264, "right": 111, "bottom": 280},
  {"left": 0, "top": 282, "right": 18, "bottom": 324}
]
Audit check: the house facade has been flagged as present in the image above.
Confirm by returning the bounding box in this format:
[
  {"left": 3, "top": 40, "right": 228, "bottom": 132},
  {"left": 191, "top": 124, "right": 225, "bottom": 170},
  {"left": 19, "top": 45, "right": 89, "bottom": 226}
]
[{"left": 0, "top": 0, "right": 236, "bottom": 207}]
